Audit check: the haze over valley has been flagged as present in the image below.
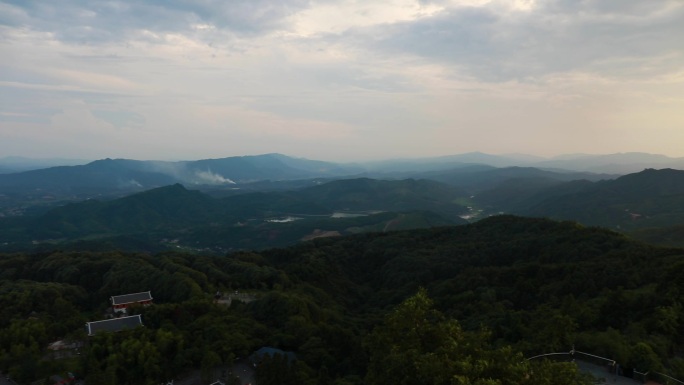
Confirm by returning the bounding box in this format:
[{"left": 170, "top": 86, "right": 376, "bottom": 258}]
[{"left": 2, "top": 151, "right": 684, "bottom": 252}]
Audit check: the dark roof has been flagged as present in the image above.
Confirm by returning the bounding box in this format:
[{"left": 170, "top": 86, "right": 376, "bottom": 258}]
[
  {"left": 250, "top": 346, "right": 297, "bottom": 364},
  {"left": 86, "top": 315, "right": 143, "bottom": 336},
  {"left": 111, "top": 291, "right": 153, "bottom": 305}
]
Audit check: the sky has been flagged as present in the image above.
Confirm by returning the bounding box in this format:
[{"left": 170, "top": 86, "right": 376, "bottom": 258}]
[{"left": 1, "top": 0, "right": 684, "bottom": 162}]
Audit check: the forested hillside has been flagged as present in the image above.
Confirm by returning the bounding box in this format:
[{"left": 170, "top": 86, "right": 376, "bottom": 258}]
[
  {"left": 476, "top": 168, "right": 684, "bottom": 233},
  {"left": 1, "top": 216, "right": 682, "bottom": 384},
  {"left": 0, "top": 179, "right": 465, "bottom": 253},
  {"left": 398, "top": 167, "right": 684, "bottom": 249}
]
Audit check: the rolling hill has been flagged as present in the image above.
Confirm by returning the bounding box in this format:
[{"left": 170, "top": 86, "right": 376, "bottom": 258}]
[
  {"left": 0, "top": 178, "right": 467, "bottom": 252},
  {"left": 298, "top": 178, "right": 469, "bottom": 217},
  {"left": 420, "top": 166, "right": 614, "bottom": 193},
  {"left": 507, "top": 168, "right": 684, "bottom": 230}
]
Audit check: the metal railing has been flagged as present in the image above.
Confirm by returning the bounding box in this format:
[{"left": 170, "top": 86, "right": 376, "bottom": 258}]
[
  {"left": 526, "top": 347, "right": 684, "bottom": 385},
  {"left": 651, "top": 371, "right": 684, "bottom": 385}
]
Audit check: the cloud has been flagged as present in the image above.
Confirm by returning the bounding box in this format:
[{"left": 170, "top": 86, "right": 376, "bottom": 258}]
[
  {"left": 6, "top": 0, "right": 681, "bottom": 85},
  {"left": 289, "top": 0, "right": 445, "bottom": 36},
  {"left": 1, "top": 0, "right": 683, "bottom": 160},
  {"left": 355, "top": 0, "right": 684, "bottom": 81},
  {"left": 0, "top": 0, "right": 309, "bottom": 45}
]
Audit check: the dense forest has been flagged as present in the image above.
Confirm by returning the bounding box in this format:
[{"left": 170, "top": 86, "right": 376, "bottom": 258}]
[{"left": 1, "top": 216, "right": 683, "bottom": 384}]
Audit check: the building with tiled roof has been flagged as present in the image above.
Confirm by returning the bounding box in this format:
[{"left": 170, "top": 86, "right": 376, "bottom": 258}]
[
  {"left": 85, "top": 315, "right": 143, "bottom": 336},
  {"left": 110, "top": 291, "right": 153, "bottom": 314}
]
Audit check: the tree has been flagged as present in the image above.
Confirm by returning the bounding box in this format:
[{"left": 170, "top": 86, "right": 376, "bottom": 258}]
[
  {"left": 630, "top": 342, "right": 663, "bottom": 373},
  {"left": 201, "top": 351, "right": 221, "bottom": 383},
  {"left": 255, "top": 354, "right": 310, "bottom": 385},
  {"left": 365, "top": 288, "right": 593, "bottom": 385},
  {"left": 528, "top": 306, "right": 577, "bottom": 351}
]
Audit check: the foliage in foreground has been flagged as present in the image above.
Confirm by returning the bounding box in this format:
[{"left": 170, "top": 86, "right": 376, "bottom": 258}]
[
  {"left": 0, "top": 216, "right": 683, "bottom": 383},
  {"left": 366, "top": 288, "right": 593, "bottom": 385}
]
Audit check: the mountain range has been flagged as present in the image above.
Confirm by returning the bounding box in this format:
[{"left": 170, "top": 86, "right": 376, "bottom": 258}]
[
  {"left": 2, "top": 151, "right": 683, "bottom": 190},
  {"left": 2, "top": 152, "right": 684, "bottom": 251},
  {"left": 0, "top": 151, "right": 645, "bottom": 207},
  {"left": 0, "top": 156, "right": 89, "bottom": 173},
  {"left": 0, "top": 154, "right": 361, "bottom": 194},
  {"left": 360, "top": 152, "right": 684, "bottom": 174},
  {"left": 3, "top": 166, "right": 684, "bottom": 252}
]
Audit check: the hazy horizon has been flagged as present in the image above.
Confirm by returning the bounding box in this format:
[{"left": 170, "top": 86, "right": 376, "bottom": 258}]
[
  {"left": 2, "top": 0, "right": 683, "bottom": 162},
  {"left": 2, "top": 150, "right": 684, "bottom": 166}
]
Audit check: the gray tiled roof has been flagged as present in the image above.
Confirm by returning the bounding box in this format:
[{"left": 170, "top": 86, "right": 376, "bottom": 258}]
[
  {"left": 111, "top": 291, "right": 153, "bottom": 305},
  {"left": 86, "top": 315, "right": 143, "bottom": 336},
  {"left": 251, "top": 346, "right": 297, "bottom": 364}
]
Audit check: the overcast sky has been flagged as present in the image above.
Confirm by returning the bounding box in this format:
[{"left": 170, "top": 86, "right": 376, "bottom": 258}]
[{"left": 1, "top": 0, "right": 683, "bottom": 162}]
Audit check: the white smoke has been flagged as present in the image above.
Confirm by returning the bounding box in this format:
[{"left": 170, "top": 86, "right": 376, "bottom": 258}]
[
  {"left": 194, "top": 169, "right": 236, "bottom": 185},
  {"left": 117, "top": 179, "right": 143, "bottom": 189}
]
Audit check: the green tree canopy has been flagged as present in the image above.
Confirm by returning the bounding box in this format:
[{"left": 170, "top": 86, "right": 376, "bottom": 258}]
[{"left": 365, "top": 288, "right": 593, "bottom": 385}]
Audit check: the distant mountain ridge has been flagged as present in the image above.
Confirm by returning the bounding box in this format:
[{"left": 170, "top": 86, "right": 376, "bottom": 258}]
[
  {"left": 534, "top": 152, "right": 684, "bottom": 173},
  {"left": 360, "top": 151, "right": 684, "bottom": 174},
  {"left": 0, "top": 154, "right": 365, "bottom": 200},
  {"left": 3, "top": 164, "right": 684, "bottom": 250},
  {"left": 0, "top": 156, "right": 90, "bottom": 173},
  {"left": 416, "top": 166, "right": 614, "bottom": 192},
  {"left": 1, "top": 151, "right": 683, "bottom": 226},
  {"left": 2, "top": 151, "right": 682, "bottom": 198}
]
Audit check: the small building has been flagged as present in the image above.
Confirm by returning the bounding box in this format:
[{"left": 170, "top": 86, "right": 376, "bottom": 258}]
[
  {"left": 250, "top": 346, "right": 297, "bottom": 366},
  {"left": 85, "top": 315, "right": 143, "bottom": 336},
  {"left": 111, "top": 291, "right": 153, "bottom": 314}
]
